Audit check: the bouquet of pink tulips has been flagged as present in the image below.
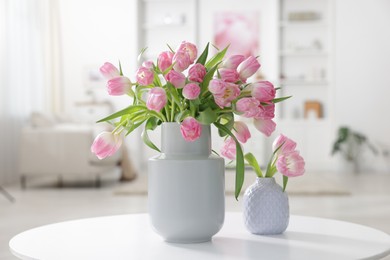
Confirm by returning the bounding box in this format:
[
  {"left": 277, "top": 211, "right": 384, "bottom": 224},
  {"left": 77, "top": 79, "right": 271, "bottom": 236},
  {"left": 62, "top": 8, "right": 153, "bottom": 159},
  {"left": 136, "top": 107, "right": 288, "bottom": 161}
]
[{"left": 91, "top": 41, "right": 290, "bottom": 198}]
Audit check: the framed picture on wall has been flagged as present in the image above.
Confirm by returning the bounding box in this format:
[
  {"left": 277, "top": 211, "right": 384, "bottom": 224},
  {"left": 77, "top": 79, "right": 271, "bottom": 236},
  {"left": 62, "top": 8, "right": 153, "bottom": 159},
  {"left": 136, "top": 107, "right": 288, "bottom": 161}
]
[
  {"left": 214, "top": 11, "right": 259, "bottom": 58},
  {"left": 198, "top": 0, "right": 278, "bottom": 80}
]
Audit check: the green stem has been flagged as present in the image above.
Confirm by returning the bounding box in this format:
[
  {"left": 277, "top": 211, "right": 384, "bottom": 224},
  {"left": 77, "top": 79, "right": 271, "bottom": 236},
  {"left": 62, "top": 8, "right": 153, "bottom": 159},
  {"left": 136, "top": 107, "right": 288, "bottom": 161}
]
[
  {"left": 171, "top": 95, "right": 175, "bottom": 121},
  {"left": 164, "top": 106, "right": 170, "bottom": 122},
  {"left": 112, "top": 119, "right": 127, "bottom": 134},
  {"left": 202, "top": 90, "right": 211, "bottom": 98},
  {"left": 148, "top": 110, "right": 167, "bottom": 122},
  {"left": 237, "top": 90, "right": 252, "bottom": 99},
  {"left": 218, "top": 109, "right": 233, "bottom": 114},
  {"left": 265, "top": 154, "right": 276, "bottom": 178}
]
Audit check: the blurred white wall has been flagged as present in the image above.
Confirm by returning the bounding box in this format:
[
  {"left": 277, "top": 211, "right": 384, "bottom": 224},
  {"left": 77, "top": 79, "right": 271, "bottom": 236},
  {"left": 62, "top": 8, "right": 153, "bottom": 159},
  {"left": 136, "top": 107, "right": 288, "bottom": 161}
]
[
  {"left": 59, "top": 0, "right": 139, "bottom": 113},
  {"left": 334, "top": 0, "right": 390, "bottom": 139},
  {"left": 333, "top": 0, "right": 390, "bottom": 171}
]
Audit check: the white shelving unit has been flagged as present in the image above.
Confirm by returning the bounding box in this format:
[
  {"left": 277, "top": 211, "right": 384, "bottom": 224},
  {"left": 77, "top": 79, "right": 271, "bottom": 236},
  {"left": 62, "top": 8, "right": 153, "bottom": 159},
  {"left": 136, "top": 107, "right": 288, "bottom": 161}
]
[
  {"left": 277, "top": 0, "right": 332, "bottom": 120},
  {"left": 275, "top": 0, "right": 335, "bottom": 172}
]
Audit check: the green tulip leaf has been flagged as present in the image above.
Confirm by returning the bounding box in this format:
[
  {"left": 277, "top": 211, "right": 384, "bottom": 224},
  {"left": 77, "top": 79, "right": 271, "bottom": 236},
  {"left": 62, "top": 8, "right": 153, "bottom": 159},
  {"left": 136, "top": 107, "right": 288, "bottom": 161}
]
[
  {"left": 125, "top": 119, "right": 146, "bottom": 136},
  {"left": 166, "top": 82, "right": 182, "bottom": 108},
  {"left": 283, "top": 175, "right": 288, "bottom": 192},
  {"left": 153, "top": 71, "right": 162, "bottom": 87},
  {"left": 201, "top": 63, "right": 220, "bottom": 93},
  {"left": 205, "top": 45, "right": 229, "bottom": 70},
  {"left": 272, "top": 96, "right": 292, "bottom": 103},
  {"left": 174, "top": 110, "right": 190, "bottom": 123},
  {"left": 214, "top": 122, "right": 244, "bottom": 200},
  {"left": 244, "top": 153, "right": 263, "bottom": 178},
  {"left": 97, "top": 105, "right": 147, "bottom": 123},
  {"left": 141, "top": 117, "right": 160, "bottom": 152},
  {"left": 196, "top": 107, "right": 217, "bottom": 125},
  {"left": 217, "top": 113, "right": 234, "bottom": 137},
  {"left": 196, "top": 42, "right": 209, "bottom": 65}
]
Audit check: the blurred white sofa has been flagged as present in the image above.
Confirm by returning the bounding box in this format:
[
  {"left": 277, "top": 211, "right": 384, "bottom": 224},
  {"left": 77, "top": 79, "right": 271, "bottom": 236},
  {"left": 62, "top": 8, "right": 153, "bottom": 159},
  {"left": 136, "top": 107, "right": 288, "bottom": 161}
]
[{"left": 18, "top": 109, "right": 136, "bottom": 188}]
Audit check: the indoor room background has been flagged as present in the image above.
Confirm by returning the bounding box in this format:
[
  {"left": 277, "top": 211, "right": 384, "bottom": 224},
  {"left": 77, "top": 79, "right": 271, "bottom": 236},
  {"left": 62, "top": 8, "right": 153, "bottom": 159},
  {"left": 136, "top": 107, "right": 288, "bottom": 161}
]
[
  {"left": 1, "top": 0, "right": 390, "bottom": 186},
  {"left": 1, "top": 0, "right": 390, "bottom": 259}
]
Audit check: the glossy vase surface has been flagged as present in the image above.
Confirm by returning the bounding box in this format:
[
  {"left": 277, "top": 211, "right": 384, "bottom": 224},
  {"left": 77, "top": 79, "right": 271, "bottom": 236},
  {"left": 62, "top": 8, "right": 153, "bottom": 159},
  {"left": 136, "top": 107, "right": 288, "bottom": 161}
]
[
  {"left": 148, "top": 123, "right": 225, "bottom": 243},
  {"left": 243, "top": 177, "right": 289, "bottom": 235}
]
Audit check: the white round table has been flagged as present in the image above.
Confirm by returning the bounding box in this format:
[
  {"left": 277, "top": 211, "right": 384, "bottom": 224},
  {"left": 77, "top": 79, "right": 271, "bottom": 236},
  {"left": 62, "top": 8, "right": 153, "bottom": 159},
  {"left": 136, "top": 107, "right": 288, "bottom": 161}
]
[{"left": 9, "top": 212, "right": 390, "bottom": 260}]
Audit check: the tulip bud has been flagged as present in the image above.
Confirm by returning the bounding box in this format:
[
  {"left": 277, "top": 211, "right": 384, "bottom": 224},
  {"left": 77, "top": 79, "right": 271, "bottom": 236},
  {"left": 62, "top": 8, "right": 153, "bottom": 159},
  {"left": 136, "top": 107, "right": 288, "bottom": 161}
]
[
  {"left": 183, "top": 83, "right": 201, "bottom": 100},
  {"left": 100, "top": 62, "right": 120, "bottom": 79},
  {"left": 136, "top": 66, "right": 154, "bottom": 86},
  {"left": 107, "top": 76, "right": 132, "bottom": 96},
  {"left": 251, "top": 81, "right": 276, "bottom": 102},
  {"left": 146, "top": 87, "right": 167, "bottom": 112},
  {"left": 180, "top": 117, "right": 201, "bottom": 142},
  {"left": 233, "top": 121, "right": 251, "bottom": 143},
  {"left": 221, "top": 55, "right": 245, "bottom": 70},
  {"left": 165, "top": 70, "right": 186, "bottom": 89},
  {"left": 91, "top": 131, "right": 122, "bottom": 160},
  {"left": 237, "top": 56, "right": 261, "bottom": 81},
  {"left": 188, "top": 63, "right": 206, "bottom": 83},
  {"left": 177, "top": 41, "right": 198, "bottom": 64},
  {"left": 157, "top": 51, "right": 174, "bottom": 72},
  {"left": 219, "top": 68, "right": 239, "bottom": 83},
  {"left": 172, "top": 50, "right": 191, "bottom": 72},
  {"left": 253, "top": 118, "right": 276, "bottom": 137},
  {"left": 236, "top": 97, "right": 261, "bottom": 118},
  {"left": 276, "top": 151, "right": 305, "bottom": 177},
  {"left": 272, "top": 134, "right": 297, "bottom": 154},
  {"left": 221, "top": 137, "right": 237, "bottom": 160}
]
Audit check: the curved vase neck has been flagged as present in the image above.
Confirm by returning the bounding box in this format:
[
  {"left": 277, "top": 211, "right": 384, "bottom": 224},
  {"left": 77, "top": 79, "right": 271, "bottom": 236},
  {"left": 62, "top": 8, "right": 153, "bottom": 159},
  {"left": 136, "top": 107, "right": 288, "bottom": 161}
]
[
  {"left": 161, "top": 123, "right": 211, "bottom": 156},
  {"left": 256, "top": 177, "right": 276, "bottom": 185}
]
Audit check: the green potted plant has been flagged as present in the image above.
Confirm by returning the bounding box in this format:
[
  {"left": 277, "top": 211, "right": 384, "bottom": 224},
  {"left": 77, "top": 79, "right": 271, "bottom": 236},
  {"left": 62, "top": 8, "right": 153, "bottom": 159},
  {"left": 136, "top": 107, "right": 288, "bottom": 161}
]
[{"left": 332, "top": 126, "right": 377, "bottom": 173}]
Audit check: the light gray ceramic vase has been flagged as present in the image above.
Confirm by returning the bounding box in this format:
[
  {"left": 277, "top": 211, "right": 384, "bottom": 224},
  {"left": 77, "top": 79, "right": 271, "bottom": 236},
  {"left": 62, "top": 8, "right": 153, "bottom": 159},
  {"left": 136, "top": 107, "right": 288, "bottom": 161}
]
[
  {"left": 243, "top": 177, "right": 289, "bottom": 235},
  {"left": 148, "top": 123, "right": 225, "bottom": 243}
]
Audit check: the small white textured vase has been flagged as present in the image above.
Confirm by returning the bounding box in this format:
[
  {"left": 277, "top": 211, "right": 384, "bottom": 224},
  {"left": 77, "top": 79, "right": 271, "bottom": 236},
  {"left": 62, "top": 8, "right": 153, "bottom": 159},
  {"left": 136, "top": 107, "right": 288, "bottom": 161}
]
[
  {"left": 243, "top": 177, "right": 289, "bottom": 235},
  {"left": 148, "top": 123, "right": 225, "bottom": 243}
]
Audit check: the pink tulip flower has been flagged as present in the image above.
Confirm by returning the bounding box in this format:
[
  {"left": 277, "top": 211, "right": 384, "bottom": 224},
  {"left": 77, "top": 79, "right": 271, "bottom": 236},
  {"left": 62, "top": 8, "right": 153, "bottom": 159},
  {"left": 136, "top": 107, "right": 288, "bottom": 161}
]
[
  {"left": 236, "top": 97, "right": 261, "bottom": 118},
  {"left": 188, "top": 63, "right": 206, "bottom": 83},
  {"left": 177, "top": 41, "right": 198, "bottom": 64},
  {"left": 180, "top": 117, "right": 201, "bottom": 142},
  {"left": 136, "top": 66, "right": 154, "bottom": 86},
  {"left": 255, "top": 103, "right": 275, "bottom": 120},
  {"left": 234, "top": 121, "right": 251, "bottom": 143},
  {"left": 219, "top": 68, "right": 239, "bottom": 83},
  {"left": 276, "top": 150, "right": 305, "bottom": 177},
  {"left": 272, "top": 134, "right": 297, "bottom": 154},
  {"left": 100, "top": 62, "right": 120, "bottom": 79},
  {"left": 208, "top": 79, "right": 227, "bottom": 96},
  {"left": 253, "top": 118, "right": 276, "bottom": 137},
  {"left": 107, "top": 76, "right": 132, "bottom": 96},
  {"left": 142, "top": 60, "right": 154, "bottom": 69},
  {"left": 157, "top": 51, "right": 174, "bottom": 72},
  {"left": 209, "top": 79, "right": 240, "bottom": 108},
  {"left": 183, "top": 83, "right": 201, "bottom": 100},
  {"left": 172, "top": 50, "right": 191, "bottom": 72},
  {"left": 91, "top": 131, "right": 122, "bottom": 160},
  {"left": 221, "top": 137, "right": 237, "bottom": 160},
  {"left": 213, "top": 83, "right": 240, "bottom": 108},
  {"left": 251, "top": 81, "right": 276, "bottom": 102},
  {"left": 165, "top": 70, "right": 186, "bottom": 89},
  {"left": 222, "top": 55, "right": 245, "bottom": 70},
  {"left": 146, "top": 87, "right": 167, "bottom": 112},
  {"left": 237, "top": 56, "right": 261, "bottom": 81}
]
